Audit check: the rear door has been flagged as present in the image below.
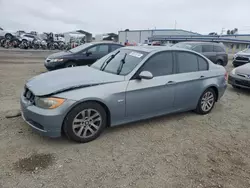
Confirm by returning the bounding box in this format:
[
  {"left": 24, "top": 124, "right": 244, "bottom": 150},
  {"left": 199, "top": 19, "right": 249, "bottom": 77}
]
[
  {"left": 173, "top": 51, "right": 209, "bottom": 111},
  {"left": 202, "top": 44, "right": 216, "bottom": 63},
  {"left": 214, "top": 45, "right": 227, "bottom": 63}
]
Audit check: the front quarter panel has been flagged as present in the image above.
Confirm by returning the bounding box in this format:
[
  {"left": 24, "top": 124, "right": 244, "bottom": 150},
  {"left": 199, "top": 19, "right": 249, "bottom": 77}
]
[{"left": 54, "top": 80, "right": 128, "bottom": 126}]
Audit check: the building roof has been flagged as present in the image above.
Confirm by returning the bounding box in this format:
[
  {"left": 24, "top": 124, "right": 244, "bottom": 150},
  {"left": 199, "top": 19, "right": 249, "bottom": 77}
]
[
  {"left": 119, "top": 29, "right": 201, "bottom": 35},
  {"left": 149, "top": 35, "right": 250, "bottom": 44}
]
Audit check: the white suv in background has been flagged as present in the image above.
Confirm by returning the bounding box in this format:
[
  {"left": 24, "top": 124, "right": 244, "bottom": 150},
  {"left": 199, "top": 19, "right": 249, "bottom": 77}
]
[{"left": 0, "top": 27, "right": 16, "bottom": 39}]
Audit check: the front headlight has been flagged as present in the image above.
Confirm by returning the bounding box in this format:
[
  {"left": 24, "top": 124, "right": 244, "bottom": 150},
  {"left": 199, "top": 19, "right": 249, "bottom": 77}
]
[
  {"left": 231, "top": 68, "right": 236, "bottom": 75},
  {"left": 50, "top": 58, "right": 64, "bottom": 62},
  {"left": 35, "top": 97, "right": 65, "bottom": 109}
]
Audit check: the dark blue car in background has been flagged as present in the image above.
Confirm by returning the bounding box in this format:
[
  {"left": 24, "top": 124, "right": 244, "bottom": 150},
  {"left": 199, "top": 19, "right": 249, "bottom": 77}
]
[{"left": 44, "top": 42, "right": 124, "bottom": 70}]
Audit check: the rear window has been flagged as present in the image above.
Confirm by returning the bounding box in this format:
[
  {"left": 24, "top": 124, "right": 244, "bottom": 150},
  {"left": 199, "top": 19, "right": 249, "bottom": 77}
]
[
  {"left": 110, "top": 45, "right": 122, "bottom": 52},
  {"left": 176, "top": 52, "right": 199, "bottom": 73},
  {"left": 202, "top": 45, "right": 213, "bottom": 52},
  {"left": 198, "top": 56, "right": 208, "bottom": 71},
  {"left": 214, "top": 45, "right": 225, "bottom": 52}
]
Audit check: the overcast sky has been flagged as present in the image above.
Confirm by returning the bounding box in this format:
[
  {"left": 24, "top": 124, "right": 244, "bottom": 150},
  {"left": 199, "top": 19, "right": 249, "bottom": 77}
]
[{"left": 0, "top": 0, "right": 250, "bottom": 35}]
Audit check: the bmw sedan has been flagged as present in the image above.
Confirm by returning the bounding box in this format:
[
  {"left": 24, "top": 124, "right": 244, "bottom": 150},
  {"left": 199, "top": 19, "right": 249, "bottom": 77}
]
[{"left": 21, "top": 46, "right": 227, "bottom": 143}]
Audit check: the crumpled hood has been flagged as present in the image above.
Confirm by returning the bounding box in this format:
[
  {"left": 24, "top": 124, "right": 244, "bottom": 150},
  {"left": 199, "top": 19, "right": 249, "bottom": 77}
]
[
  {"left": 47, "top": 51, "right": 72, "bottom": 59},
  {"left": 235, "top": 63, "right": 250, "bottom": 75},
  {"left": 26, "top": 66, "right": 124, "bottom": 96}
]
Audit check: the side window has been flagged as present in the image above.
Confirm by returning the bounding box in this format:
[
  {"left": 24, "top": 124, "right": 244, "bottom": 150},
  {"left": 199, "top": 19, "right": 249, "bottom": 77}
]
[
  {"left": 193, "top": 45, "right": 202, "bottom": 53},
  {"left": 176, "top": 52, "right": 199, "bottom": 73},
  {"left": 110, "top": 45, "right": 121, "bottom": 52},
  {"left": 198, "top": 56, "right": 208, "bottom": 71},
  {"left": 214, "top": 45, "right": 225, "bottom": 52},
  {"left": 202, "top": 45, "right": 213, "bottom": 52},
  {"left": 98, "top": 45, "right": 109, "bottom": 53},
  {"left": 87, "top": 46, "right": 97, "bottom": 53},
  {"left": 141, "top": 52, "right": 173, "bottom": 77}
]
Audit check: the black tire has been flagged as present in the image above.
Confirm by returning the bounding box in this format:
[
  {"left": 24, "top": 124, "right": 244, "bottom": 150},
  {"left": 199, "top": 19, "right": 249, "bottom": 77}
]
[
  {"left": 5, "top": 33, "right": 13, "bottom": 40},
  {"left": 64, "top": 61, "right": 77, "bottom": 68},
  {"left": 195, "top": 88, "right": 216, "bottom": 115},
  {"left": 215, "top": 59, "right": 224, "bottom": 66},
  {"left": 63, "top": 102, "right": 107, "bottom": 143}
]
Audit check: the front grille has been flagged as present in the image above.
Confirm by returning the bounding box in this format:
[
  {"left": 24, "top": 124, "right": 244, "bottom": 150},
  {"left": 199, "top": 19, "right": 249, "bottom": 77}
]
[
  {"left": 236, "top": 56, "right": 249, "bottom": 61},
  {"left": 235, "top": 80, "right": 250, "bottom": 87},
  {"left": 23, "top": 87, "right": 35, "bottom": 104}
]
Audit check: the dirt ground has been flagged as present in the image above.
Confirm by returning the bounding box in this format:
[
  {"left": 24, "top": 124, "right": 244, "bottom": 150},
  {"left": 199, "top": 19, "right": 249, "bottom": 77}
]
[{"left": 0, "top": 49, "right": 250, "bottom": 188}]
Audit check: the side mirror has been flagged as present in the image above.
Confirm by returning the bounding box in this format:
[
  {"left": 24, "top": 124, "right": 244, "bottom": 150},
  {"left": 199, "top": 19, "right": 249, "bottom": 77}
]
[{"left": 138, "top": 71, "right": 153, "bottom": 80}]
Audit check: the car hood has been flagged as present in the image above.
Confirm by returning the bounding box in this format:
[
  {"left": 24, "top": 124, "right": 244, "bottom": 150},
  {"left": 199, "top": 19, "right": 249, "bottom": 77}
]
[
  {"left": 235, "top": 63, "right": 250, "bottom": 75},
  {"left": 26, "top": 66, "right": 124, "bottom": 96},
  {"left": 236, "top": 52, "right": 250, "bottom": 58},
  {"left": 47, "top": 51, "right": 72, "bottom": 59}
]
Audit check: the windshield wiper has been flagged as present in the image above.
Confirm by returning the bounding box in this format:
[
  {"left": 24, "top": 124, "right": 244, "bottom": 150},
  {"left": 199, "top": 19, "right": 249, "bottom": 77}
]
[
  {"left": 100, "top": 51, "right": 120, "bottom": 71},
  {"left": 116, "top": 53, "right": 127, "bottom": 75}
]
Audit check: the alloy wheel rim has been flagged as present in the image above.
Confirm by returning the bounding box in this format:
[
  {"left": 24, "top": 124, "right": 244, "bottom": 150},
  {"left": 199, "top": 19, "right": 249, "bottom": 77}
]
[
  {"left": 201, "top": 91, "right": 214, "bottom": 112},
  {"left": 72, "top": 109, "right": 102, "bottom": 138}
]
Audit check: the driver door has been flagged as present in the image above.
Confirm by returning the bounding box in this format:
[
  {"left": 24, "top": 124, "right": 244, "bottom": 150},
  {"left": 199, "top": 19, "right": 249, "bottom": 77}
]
[{"left": 125, "top": 51, "right": 176, "bottom": 118}]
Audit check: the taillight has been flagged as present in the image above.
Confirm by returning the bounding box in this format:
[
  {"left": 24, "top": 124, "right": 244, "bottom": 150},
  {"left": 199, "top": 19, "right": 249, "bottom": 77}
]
[{"left": 224, "top": 72, "right": 228, "bottom": 81}]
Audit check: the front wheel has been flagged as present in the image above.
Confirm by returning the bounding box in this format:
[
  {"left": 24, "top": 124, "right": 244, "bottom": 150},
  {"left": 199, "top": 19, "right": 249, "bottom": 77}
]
[
  {"left": 63, "top": 102, "right": 107, "bottom": 143},
  {"left": 195, "top": 88, "right": 216, "bottom": 115},
  {"left": 65, "top": 62, "right": 77, "bottom": 68}
]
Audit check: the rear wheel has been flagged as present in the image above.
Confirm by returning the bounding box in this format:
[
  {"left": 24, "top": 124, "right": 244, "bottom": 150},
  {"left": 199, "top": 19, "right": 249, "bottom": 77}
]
[
  {"left": 63, "top": 102, "right": 107, "bottom": 143},
  {"left": 215, "top": 59, "right": 224, "bottom": 66},
  {"left": 195, "top": 88, "right": 216, "bottom": 115}
]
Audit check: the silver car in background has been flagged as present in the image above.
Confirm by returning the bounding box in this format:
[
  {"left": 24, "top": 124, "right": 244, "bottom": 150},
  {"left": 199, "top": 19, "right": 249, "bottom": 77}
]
[{"left": 21, "top": 46, "right": 227, "bottom": 143}]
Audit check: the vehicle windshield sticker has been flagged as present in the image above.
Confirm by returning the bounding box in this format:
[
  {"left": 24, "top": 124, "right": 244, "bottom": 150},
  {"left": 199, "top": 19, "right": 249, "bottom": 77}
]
[{"left": 129, "top": 52, "right": 143, "bottom": 58}]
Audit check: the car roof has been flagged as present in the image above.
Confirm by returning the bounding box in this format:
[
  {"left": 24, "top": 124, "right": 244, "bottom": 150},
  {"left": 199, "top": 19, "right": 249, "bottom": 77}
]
[
  {"left": 122, "top": 46, "right": 196, "bottom": 53},
  {"left": 89, "top": 41, "right": 124, "bottom": 46},
  {"left": 177, "top": 41, "right": 222, "bottom": 46}
]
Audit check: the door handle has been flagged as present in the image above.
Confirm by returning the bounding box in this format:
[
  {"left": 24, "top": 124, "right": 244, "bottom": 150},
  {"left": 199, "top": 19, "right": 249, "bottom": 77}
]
[{"left": 166, "top": 81, "right": 176, "bottom": 85}]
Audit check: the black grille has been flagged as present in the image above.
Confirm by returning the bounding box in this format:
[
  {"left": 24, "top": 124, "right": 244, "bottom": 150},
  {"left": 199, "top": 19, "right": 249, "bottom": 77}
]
[
  {"left": 235, "top": 80, "right": 250, "bottom": 87},
  {"left": 23, "top": 88, "right": 35, "bottom": 103},
  {"left": 236, "top": 56, "right": 249, "bottom": 61}
]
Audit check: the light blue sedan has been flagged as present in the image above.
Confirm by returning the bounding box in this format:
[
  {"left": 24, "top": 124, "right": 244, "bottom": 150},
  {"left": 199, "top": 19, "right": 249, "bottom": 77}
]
[{"left": 21, "top": 46, "right": 227, "bottom": 143}]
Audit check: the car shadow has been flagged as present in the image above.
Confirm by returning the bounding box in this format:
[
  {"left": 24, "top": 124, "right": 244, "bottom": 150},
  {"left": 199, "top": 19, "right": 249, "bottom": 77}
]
[
  {"left": 103, "top": 111, "right": 195, "bottom": 136},
  {"left": 227, "top": 85, "right": 250, "bottom": 96}
]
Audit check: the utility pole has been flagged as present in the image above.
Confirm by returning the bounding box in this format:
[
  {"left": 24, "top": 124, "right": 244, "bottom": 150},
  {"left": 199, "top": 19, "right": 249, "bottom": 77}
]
[
  {"left": 220, "top": 28, "right": 225, "bottom": 35},
  {"left": 174, "top": 20, "right": 177, "bottom": 29}
]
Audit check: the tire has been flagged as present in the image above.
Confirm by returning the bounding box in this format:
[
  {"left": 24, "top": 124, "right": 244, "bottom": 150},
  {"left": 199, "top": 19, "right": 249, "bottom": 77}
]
[
  {"left": 65, "top": 61, "right": 77, "bottom": 68},
  {"left": 63, "top": 102, "right": 107, "bottom": 143},
  {"left": 195, "top": 88, "right": 216, "bottom": 115},
  {"left": 5, "top": 33, "right": 12, "bottom": 40},
  {"left": 215, "top": 59, "right": 224, "bottom": 66}
]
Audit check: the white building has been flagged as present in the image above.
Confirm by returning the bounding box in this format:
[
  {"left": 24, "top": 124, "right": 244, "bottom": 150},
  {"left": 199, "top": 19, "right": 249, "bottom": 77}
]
[{"left": 118, "top": 29, "right": 200, "bottom": 44}]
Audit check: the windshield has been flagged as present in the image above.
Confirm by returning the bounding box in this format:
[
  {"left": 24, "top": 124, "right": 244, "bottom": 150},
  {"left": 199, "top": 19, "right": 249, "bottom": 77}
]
[
  {"left": 91, "top": 49, "right": 148, "bottom": 75},
  {"left": 242, "top": 48, "right": 250, "bottom": 53},
  {"left": 69, "top": 43, "right": 93, "bottom": 53},
  {"left": 173, "top": 43, "right": 194, "bottom": 49}
]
